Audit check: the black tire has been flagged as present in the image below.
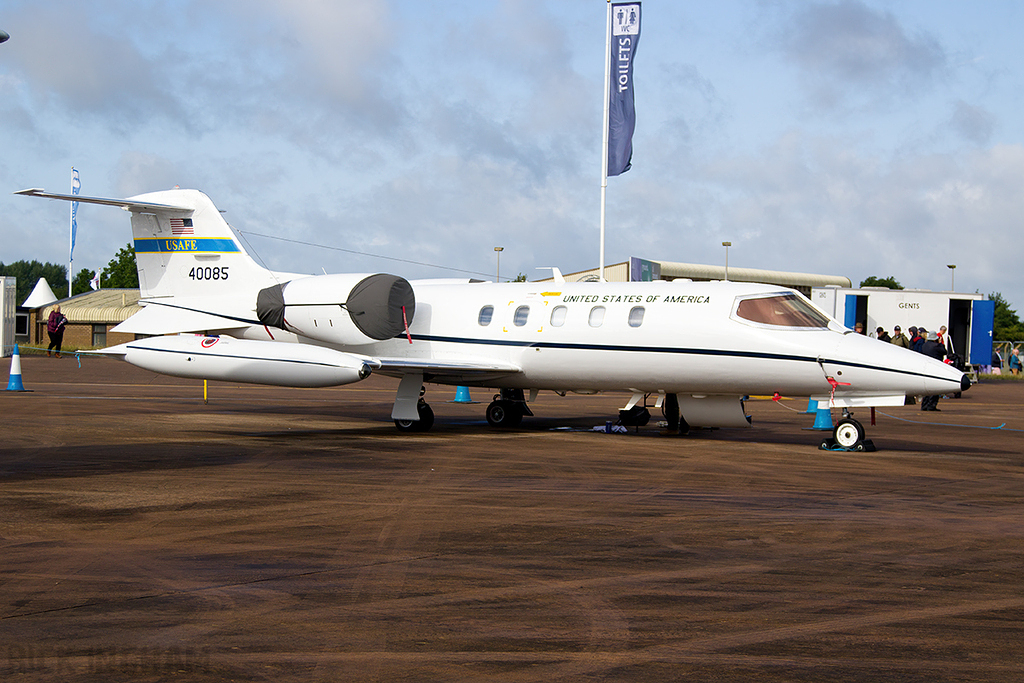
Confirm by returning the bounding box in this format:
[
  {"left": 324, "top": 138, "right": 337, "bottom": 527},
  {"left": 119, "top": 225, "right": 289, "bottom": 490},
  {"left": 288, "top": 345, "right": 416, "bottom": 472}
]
[
  {"left": 394, "top": 402, "right": 434, "bottom": 433},
  {"left": 833, "top": 418, "right": 865, "bottom": 449},
  {"left": 619, "top": 405, "right": 651, "bottom": 427},
  {"left": 486, "top": 400, "right": 523, "bottom": 428}
]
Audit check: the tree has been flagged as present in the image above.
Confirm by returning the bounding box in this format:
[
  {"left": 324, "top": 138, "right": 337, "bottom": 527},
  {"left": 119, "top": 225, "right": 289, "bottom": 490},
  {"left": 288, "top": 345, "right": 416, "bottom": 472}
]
[
  {"left": 100, "top": 243, "right": 139, "bottom": 288},
  {"left": 859, "top": 275, "right": 903, "bottom": 289},
  {"left": 990, "top": 292, "right": 1024, "bottom": 341},
  {"left": 72, "top": 268, "right": 96, "bottom": 296},
  {"left": 0, "top": 260, "right": 68, "bottom": 304},
  {"left": 513, "top": 273, "right": 527, "bottom": 282}
]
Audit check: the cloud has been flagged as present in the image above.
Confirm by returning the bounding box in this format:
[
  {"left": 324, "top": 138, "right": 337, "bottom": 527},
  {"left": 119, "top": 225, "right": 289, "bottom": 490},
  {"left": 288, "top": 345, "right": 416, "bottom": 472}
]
[
  {"left": 948, "top": 100, "right": 996, "bottom": 145},
  {"left": 4, "top": 5, "right": 183, "bottom": 128},
  {"left": 780, "top": 0, "right": 947, "bottom": 109},
  {"left": 673, "top": 132, "right": 1024, "bottom": 299}
]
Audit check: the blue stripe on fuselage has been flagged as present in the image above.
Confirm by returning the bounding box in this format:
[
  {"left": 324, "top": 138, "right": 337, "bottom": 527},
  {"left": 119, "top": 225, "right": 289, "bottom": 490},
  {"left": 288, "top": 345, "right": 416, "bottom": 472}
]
[{"left": 397, "top": 333, "right": 953, "bottom": 384}]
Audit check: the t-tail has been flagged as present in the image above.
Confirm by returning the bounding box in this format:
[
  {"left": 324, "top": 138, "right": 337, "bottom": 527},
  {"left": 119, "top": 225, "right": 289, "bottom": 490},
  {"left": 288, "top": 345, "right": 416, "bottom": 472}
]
[{"left": 15, "top": 187, "right": 288, "bottom": 301}]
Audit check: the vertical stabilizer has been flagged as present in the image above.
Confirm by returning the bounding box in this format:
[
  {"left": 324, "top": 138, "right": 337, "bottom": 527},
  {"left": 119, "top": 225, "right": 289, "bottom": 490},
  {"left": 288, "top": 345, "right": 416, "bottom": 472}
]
[
  {"left": 15, "top": 187, "right": 289, "bottom": 302},
  {"left": 126, "top": 189, "right": 279, "bottom": 299}
]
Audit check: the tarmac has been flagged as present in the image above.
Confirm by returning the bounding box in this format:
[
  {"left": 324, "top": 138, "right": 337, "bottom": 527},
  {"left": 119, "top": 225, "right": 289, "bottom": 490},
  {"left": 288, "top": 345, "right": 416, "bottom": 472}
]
[{"left": 2, "top": 352, "right": 1023, "bottom": 682}]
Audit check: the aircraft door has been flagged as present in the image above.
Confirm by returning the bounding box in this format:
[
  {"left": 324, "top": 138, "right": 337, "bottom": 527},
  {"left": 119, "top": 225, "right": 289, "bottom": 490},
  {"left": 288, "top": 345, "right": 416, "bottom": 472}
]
[
  {"left": 969, "top": 299, "right": 995, "bottom": 366},
  {"left": 947, "top": 299, "right": 972, "bottom": 359}
]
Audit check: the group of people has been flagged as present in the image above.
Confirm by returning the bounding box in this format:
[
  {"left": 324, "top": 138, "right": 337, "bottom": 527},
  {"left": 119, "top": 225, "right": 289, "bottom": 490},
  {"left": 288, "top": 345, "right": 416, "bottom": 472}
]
[{"left": 858, "top": 322, "right": 954, "bottom": 411}]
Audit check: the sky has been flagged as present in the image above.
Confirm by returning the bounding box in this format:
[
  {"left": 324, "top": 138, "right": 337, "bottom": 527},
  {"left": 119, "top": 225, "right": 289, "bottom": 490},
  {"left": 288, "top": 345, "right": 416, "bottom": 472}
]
[{"left": 1, "top": 0, "right": 1022, "bottom": 310}]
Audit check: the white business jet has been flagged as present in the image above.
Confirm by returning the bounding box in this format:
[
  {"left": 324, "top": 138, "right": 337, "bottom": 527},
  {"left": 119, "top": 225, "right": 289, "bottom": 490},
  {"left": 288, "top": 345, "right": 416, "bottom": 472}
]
[{"left": 17, "top": 187, "right": 969, "bottom": 448}]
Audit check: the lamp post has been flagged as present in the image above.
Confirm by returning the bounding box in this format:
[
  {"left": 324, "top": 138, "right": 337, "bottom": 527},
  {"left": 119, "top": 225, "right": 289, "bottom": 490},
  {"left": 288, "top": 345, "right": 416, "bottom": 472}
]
[
  {"left": 947, "top": 264, "right": 956, "bottom": 291},
  {"left": 494, "top": 246, "right": 504, "bottom": 283},
  {"left": 722, "top": 242, "right": 732, "bottom": 281}
]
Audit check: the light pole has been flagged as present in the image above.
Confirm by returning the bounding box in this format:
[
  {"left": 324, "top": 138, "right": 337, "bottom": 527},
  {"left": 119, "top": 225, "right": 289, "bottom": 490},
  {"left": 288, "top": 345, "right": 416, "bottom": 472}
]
[
  {"left": 494, "top": 246, "right": 504, "bottom": 283},
  {"left": 722, "top": 242, "right": 732, "bottom": 281},
  {"left": 947, "top": 264, "right": 956, "bottom": 291}
]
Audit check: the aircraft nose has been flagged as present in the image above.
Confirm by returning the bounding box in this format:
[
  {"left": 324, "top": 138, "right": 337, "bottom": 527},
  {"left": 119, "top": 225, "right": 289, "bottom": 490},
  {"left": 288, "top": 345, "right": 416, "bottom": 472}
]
[{"left": 960, "top": 372, "right": 971, "bottom": 393}]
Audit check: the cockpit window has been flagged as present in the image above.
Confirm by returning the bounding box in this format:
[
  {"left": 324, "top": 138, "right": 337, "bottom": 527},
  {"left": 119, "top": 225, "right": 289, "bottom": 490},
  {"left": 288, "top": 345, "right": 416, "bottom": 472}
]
[{"left": 735, "top": 293, "right": 830, "bottom": 328}]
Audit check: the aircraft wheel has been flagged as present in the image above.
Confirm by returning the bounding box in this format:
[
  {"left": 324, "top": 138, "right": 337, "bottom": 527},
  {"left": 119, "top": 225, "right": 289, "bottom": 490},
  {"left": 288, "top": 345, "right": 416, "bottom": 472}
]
[
  {"left": 833, "top": 418, "right": 865, "bottom": 449},
  {"left": 486, "top": 400, "right": 523, "bottom": 428},
  {"left": 394, "top": 402, "right": 434, "bottom": 433}
]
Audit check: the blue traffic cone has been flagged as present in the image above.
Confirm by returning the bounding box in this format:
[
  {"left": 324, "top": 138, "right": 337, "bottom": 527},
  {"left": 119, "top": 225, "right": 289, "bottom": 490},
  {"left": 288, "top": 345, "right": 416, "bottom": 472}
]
[
  {"left": 810, "top": 404, "right": 833, "bottom": 430},
  {"left": 454, "top": 386, "right": 472, "bottom": 403},
  {"left": 805, "top": 398, "right": 818, "bottom": 414},
  {"left": 6, "top": 344, "right": 26, "bottom": 392}
]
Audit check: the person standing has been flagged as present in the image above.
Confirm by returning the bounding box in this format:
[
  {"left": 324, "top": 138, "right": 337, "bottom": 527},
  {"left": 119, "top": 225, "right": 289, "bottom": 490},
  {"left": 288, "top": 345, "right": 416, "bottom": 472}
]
[
  {"left": 938, "top": 325, "right": 955, "bottom": 356},
  {"left": 911, "top": 327, "right": 926, "bottom": 353},
  {"left": 46, "top": 305, "right": 67, "bottom": 358},
  {"left": 890, "top": 326, "right": 910, "bottom": 348},
  {"left": 875, "top": 326, "right": 891, "bottom": 342},
  {"left": 1010, "top": 348, "right": 1023, "bottom": 376},
  {"left": 919, "top": 332, "right": 948, "bottom": 410}
]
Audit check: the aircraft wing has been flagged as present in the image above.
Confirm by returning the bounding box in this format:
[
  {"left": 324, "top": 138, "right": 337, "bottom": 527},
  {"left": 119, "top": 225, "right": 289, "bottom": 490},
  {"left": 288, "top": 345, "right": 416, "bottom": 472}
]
[
  {"left": 369, "top": 357, "right": 521, "bottom": 383},
  {"left": 112, "top": 301, "right": 255, "bottom": 335}
]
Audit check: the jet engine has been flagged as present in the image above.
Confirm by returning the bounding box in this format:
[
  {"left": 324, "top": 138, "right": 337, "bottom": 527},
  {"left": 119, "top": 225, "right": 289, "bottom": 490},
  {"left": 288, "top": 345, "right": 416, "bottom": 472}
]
[{"left": 257, "top": 273, "right": 415, "bottom": 346}]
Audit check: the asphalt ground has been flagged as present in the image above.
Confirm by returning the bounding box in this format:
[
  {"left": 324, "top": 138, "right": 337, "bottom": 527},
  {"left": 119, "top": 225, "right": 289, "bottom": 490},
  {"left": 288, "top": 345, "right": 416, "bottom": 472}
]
[{"left": 2, "top": 353, "right": 1024, "bottom": 682}]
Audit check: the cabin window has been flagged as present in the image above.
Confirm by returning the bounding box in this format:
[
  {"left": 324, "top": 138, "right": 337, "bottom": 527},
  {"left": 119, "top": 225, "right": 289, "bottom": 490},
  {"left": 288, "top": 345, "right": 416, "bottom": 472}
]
[
  {"left": 628, "top": 306, "right": 645, "bottom": 327},
  {"left": 478, "top": 305, "right": 494, "bottom": 326},
  {"left": 735, "top": 293, "right": 830, "bottom": 328},
  {"left": 588, "top": 306, "right": 606, "bottom": 327},
  {"left": 513, "top": 305, "right": 530, "bottom": 327},
  {"left": 550, "top": 305, "right": 567, "bottom": 327}
]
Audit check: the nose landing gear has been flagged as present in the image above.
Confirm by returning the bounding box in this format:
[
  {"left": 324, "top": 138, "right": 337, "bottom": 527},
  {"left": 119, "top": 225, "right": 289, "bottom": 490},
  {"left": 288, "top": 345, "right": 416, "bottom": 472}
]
[{"left": 819, "top": 411, "right": 876, "bottom": 452}]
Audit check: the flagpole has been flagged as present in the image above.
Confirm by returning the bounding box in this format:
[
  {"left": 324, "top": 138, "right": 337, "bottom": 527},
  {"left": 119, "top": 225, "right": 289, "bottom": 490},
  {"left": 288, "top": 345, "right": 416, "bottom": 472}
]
[
  {"left": 599, "top": 0, "right": 612, "bottom": 283},
  {"left": 69, "top": 168, "right": 80, "bottom": 298},
  {"left": 68, "top": 202, "right": 73, "bottom": 298}
]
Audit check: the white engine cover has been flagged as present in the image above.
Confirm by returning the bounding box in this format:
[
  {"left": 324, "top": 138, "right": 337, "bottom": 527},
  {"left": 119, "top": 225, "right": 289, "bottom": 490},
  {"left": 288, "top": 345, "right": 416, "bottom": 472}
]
[{"left": 256, "top": 273, "right": 415, "bottom": 346}]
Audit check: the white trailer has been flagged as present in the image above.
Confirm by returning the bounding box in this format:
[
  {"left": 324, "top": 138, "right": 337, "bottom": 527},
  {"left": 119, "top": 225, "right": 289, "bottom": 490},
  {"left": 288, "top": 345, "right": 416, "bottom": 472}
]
[
  {"left": 811, "top": 286, "right": 994, "bottom": 366},
  {"left": 1, "top": 277, "right": 15, "bottom": 357}
]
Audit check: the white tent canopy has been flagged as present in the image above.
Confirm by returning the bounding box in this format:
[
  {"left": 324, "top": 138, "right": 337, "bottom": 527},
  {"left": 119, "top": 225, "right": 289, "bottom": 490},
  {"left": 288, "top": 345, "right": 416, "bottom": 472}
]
[{"left": 22, "top": 278, "right": 58, "bottom": 308}]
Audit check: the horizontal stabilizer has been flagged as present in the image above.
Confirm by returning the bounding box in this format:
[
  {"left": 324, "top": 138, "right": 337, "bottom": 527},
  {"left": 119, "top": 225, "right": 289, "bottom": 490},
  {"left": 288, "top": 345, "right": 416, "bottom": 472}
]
[
  {"left": 14, "top": 188, "right": 192, "bottom": 213},
  {"left": 113, "top": 302, "right": 253, "bottom": 335}
]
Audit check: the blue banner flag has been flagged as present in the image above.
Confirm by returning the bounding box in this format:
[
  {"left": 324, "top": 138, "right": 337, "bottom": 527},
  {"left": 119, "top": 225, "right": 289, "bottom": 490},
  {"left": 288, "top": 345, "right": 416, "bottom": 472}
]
[
  {"left": 607, "top": 2, "right": 641, "bottom": 176},
  {"left": 70, "top": 167, "right": 81, "bottom": 261}
]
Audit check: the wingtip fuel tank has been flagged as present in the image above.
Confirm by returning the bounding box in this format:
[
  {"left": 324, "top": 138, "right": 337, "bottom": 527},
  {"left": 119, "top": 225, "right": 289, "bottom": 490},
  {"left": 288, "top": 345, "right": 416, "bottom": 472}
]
[{"left": 118, "top": 335, "right": 372, "bottom": 388}]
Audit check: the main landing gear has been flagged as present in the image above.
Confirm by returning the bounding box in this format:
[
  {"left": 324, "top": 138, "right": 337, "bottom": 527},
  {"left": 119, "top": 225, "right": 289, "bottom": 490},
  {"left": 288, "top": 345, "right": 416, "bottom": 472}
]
[
  {"left": 819, "top": 411, "right": 876, "bottom": 452},
  {"left": 394, "top": 399, "right": 434, "bottom": 433},
  {"left": 486, "top": 388, "right": 533, "bottom": 428},
  {"left": 393, "top": 387, "right": 534, "bottom": 433}
]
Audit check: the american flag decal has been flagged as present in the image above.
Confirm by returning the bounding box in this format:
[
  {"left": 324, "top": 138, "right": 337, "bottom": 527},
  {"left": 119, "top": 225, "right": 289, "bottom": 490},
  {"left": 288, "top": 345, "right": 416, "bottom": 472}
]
[{"left": 170, "top": 217, "right": 194, "bottom": 235}]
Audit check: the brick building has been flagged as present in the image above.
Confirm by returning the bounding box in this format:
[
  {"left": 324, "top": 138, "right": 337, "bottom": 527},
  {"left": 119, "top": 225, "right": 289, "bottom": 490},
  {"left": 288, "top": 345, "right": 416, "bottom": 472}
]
[{"left": 33, "top": 289, "right": 142, "bottom": 350}]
